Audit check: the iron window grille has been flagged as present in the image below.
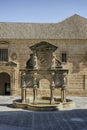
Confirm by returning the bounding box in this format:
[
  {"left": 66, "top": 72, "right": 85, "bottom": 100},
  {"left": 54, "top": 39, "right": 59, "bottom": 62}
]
[
  {"left": 0, "top": 49, "right": 8, "bottom": 62},
  {"left": 61, "top": 53, "right": 67, "bottom": 62}
]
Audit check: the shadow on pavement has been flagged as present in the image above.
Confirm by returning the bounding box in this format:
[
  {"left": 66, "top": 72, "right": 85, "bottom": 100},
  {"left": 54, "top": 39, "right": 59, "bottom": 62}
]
[{"left": 0, "top": 109, "right": 87, "bottom": 130}]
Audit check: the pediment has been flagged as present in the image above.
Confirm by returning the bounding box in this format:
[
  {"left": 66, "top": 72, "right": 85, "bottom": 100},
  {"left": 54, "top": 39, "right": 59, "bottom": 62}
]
[
  {"left": 27, "top": 41, "right": 62, "bottom": 70},
  {"left": 30, "top": 41, "right": 57, "bottom": 52}
]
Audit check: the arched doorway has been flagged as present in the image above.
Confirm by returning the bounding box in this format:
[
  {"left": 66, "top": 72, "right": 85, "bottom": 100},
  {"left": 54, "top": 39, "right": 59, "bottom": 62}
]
[{"left": 0, "top": 72, "right": 10, "bottom": 95}]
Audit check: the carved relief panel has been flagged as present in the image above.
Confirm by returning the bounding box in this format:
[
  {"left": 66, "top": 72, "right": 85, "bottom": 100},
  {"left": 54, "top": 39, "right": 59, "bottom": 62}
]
[{"left": 37, "top": 50, "right": 52, "bottom": 69}]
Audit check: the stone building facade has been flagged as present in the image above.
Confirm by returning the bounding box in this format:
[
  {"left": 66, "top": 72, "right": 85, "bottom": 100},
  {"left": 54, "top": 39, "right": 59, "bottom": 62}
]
[{"left": 0, "top": 14, "right": 87, "bottom": 96}]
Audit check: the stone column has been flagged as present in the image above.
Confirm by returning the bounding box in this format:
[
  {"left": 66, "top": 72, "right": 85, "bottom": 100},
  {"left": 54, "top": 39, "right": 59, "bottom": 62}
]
[
  {"left": 61, "top": 88, "right": 66, "bottom": 102},
  {"left": 50, "top": 72, "right": 55, "bottom": 104},
  {"left": 22, "top": 86, "right": 26, "bottom": 103},
  {"left": 61, "top": 72, "right": 67, "bottom": 102},
  {"left": 21, "top": 71, "right": 27, "bottom": 103},
  {"left": 32, "top": 50, "right": 38, "bottom": 104},
  {"left": 33, "top": 76, "right": 38, "bottom": 104}
]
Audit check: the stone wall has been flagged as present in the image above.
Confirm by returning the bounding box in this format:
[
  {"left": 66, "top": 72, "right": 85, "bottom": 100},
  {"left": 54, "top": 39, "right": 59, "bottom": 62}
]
[{"left": 0, "top": 39, "right": 87, "bottom": 96}]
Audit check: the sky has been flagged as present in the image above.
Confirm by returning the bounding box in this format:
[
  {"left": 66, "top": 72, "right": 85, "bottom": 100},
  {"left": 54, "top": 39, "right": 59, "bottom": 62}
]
[{"left": 0, "top": 0, "right": 87, "bottom": 23}]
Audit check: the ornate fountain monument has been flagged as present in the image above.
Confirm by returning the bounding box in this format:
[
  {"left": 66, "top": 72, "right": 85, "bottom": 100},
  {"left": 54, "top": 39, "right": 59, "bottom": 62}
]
[{"left": 13, "top": 41, "right": 74, "bottom": 110}]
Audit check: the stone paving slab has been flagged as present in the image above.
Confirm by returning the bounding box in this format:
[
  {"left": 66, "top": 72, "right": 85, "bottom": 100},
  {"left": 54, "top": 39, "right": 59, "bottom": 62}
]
[{"left": 0, "top": 96, "right": 87, "bottom": 130}]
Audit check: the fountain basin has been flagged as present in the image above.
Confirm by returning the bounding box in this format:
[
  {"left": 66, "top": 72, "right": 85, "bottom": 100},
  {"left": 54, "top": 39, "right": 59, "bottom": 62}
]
[{"left": 13, "top": 97, "right": 75, "bottom": 111}]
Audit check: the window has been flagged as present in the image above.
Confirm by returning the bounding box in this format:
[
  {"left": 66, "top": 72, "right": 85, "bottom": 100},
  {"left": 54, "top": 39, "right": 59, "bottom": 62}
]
[
  {"left": 0, "top": 49, "right": 8, "bottom": 61},
  {"left": 61, "top": 53, "right": 67, "bottom": 62}
]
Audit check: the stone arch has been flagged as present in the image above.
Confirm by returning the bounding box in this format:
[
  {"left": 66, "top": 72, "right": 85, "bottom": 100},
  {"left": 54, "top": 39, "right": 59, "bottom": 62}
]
[
  {"left": 39, "top": 78, "right": 50, "bottom": 89},
  {"left": 0, "top": 72, "right": 11, "bottom": 95}
]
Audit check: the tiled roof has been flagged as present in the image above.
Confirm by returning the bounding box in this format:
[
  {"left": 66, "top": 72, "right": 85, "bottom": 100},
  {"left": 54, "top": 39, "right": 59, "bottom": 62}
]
[{"left": 0, "top": 14, "right": 87, "bottom": 39}]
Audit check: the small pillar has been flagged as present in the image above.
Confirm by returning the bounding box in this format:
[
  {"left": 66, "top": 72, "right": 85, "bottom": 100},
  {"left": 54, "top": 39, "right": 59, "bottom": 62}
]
[
  {"left": 50, "top": 72, "right": 55, "bottom": 104},
  {"left": 33, "top": 87, "right": 37, "bottom": 104},
  {"left": 50, "top": 87, "right": 55, "bottom": 104},
  {"left": 21, "top": 71, "right": 27, "bottom": 103},
  {"left": 21, "top": 80, "right": 27, "bottom": 103},
  {"left": 33, "top": 77, "right": 38, "bottom": 104},
  {"left": 22, "top": 87, "right": 26, "bottom": 103},
  {"left": 61, "top": 88, "right": 66, "bottom": 102},
  {"left": 61, "top": 72, "right": 67, "bottom": 102}
]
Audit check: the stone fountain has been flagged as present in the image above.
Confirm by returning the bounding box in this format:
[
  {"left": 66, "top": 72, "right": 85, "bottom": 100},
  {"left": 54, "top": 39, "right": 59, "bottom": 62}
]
[{"left": 13, "top": 41, "right": 74, "bottom": 110}]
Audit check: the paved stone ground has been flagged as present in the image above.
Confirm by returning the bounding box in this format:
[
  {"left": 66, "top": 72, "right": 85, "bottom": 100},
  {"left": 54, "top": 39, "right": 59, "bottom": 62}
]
[{"left": 0, "top": 96, "right": 87, "bottom": 130}]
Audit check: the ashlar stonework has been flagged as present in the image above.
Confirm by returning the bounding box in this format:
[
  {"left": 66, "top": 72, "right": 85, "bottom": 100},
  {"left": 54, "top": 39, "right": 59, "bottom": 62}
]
[{"left": 0, "top": 14, "right": 87, "bottom": 96}]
